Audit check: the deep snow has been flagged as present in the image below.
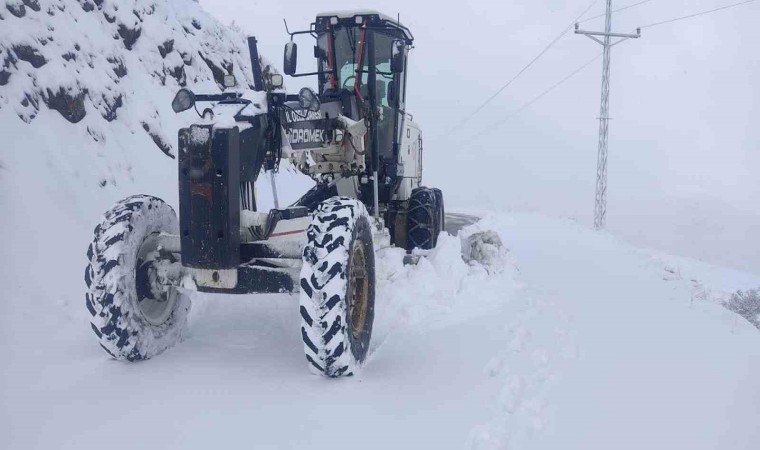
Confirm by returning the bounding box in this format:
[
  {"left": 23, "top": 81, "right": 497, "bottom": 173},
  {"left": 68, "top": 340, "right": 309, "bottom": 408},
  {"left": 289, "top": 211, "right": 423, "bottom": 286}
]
[
  {"left": 2, "top": 1, "right": 760, "bottom": 449},
  {"left": 3, "top": 207, "right": 760, "bottom": 449}
]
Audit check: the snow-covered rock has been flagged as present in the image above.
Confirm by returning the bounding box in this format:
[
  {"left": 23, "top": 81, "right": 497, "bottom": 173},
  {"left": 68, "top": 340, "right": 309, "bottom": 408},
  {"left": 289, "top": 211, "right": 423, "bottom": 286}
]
[{"left": 0, "top": 0, "right": 260, "bottom": 158}]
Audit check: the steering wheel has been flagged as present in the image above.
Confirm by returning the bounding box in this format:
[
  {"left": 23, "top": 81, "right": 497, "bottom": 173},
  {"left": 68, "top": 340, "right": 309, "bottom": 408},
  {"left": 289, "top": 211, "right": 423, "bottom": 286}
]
[{"left": 342, "top": 75, "right": 356, "bottom": 89}]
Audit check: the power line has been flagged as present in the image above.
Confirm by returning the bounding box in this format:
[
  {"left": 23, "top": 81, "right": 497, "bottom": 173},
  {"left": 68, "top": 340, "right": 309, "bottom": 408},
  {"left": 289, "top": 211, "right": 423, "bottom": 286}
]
[
  {"left": 580, "top": 0, "right": 653, "bottom": 23},
  {"left": 452, "top": 0, "right": 757, "bottom": 138},
  {"left": 456, "top": 0, "right": 600, "bottom": 128},
  {"left": 469, "top": 0, "right": 758, "bottom": 138},
  {"left": 475, "top": 52, "right": 603, "bottom": 138},
  {"left": 640, "top": 0, "right": 757, "bottom": 29},
  {"left": 459, "top": 0, "right": 758, "bottom": 145}
]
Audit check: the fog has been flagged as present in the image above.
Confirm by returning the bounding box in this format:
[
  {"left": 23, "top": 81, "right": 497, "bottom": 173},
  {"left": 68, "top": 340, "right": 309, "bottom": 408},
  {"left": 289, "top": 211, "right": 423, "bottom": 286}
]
[{"left": 201, "top": 0, "right": 760, "bottom": 273}]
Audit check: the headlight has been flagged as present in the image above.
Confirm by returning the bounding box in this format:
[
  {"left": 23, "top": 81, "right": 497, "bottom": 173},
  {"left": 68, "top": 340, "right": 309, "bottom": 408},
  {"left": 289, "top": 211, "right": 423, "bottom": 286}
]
[
  {"left": 270, "top": 74, "right": 283, "bottom": 89},
  {"left": 298, "top": 87, "right": 321, "bottom": 112}
]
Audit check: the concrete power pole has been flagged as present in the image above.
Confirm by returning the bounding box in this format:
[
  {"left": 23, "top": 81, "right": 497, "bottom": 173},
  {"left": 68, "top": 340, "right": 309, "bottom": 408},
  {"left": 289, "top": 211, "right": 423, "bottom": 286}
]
[{"left": 576, "top": 0, "right": 641, "bottom": 230}]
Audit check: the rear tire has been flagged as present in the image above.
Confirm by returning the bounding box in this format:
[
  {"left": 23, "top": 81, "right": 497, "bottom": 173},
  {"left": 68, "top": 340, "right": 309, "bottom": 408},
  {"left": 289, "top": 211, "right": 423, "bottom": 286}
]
[
  {"left": 299, "top": 197, "right": 376, "bottom": 377},
  {"left": 433, "top": 188, "right": 445, "bottom": 238},
  {"left": 407, "top": 187, "right": 438, "bottom": 250},
  {"left": 85, "top": 195, "right": 190, "bottom": 361}
]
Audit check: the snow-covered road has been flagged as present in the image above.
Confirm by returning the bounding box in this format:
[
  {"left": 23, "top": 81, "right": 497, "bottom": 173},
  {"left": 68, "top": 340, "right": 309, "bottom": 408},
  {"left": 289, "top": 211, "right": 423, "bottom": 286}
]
[
  {"left": 3, "top": 211, "right": 759, "bottom": 449},
  {"left": 471, "top": 214, "right": 760, "bottom": 449}
]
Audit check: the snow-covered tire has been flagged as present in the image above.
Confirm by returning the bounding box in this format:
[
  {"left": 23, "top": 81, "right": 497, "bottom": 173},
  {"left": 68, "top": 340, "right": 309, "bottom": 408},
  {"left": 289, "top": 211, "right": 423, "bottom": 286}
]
[
  {"left": 299, "top": 197, "right": 376, "bottom": 377},
  {"left": 407, "top": 187, "right": 438, "bottom": 250},
  {"left": 85, "top": 195, "right": 190, "bottom": 361}
]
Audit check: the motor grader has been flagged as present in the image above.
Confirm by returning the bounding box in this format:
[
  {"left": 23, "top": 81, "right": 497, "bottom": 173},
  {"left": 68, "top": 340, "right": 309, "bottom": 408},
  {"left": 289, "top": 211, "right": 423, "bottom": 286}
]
[{"left": 85, "top": 10, "right": 444, "bottom": 377}]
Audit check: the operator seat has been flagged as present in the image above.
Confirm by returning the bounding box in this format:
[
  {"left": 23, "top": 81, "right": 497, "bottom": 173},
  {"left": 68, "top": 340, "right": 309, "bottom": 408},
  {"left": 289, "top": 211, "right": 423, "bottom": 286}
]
[{"left": 358, "top": 81, "right": 393, "bottom": 158}]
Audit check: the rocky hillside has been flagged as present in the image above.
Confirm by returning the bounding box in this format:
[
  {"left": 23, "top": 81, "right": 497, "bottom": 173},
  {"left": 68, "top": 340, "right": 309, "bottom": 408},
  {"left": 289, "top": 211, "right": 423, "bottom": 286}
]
[
  {"left": 0, "top": 0, "right": 259, "bottom": 159},
  {"left": 0, "top": 0, "right": 313, "bottom": 317},
  {"left": 0, "top": 0, "right": 289, "bottom": 318}
]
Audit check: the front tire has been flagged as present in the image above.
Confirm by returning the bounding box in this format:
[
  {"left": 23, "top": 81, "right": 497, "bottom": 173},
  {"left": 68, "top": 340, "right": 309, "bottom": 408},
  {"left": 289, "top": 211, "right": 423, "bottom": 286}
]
[
  {"left": 299, "top": 197, "right": 376, "bottom": 377},
  {"left": 85, "top": 195, "right": 190, "bottom": 361}
]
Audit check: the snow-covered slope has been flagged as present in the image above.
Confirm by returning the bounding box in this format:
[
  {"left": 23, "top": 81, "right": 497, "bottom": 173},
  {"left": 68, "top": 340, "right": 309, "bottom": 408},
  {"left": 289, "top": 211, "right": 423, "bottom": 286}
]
[
  {"left": 0, "top": 0, "right": 228, "bottom": 334},
  {"left": 0, "top": 0, "right": 262, "bottom": 213},
  {"left": 0, "top": 0, "right": 309, "bottom": 321},
  {"left": 1, "top": 0, "right": 258, "bottom": 127}
]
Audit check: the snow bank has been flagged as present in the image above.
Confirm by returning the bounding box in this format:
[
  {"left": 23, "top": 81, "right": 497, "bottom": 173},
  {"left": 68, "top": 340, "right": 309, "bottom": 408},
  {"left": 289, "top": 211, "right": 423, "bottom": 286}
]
[{"left": 374, "top": 231, "right": 518, "bottom": 336}]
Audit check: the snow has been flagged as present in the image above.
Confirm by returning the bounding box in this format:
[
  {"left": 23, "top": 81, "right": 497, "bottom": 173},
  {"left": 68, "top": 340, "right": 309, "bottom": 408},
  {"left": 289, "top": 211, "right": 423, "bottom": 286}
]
[
  {"left": 188, "top": 125, "right": 211, "bottom": 144},
  {"left": 461, "top": 229, "right": 509, "bottom": 273},
  {"left": 467, "top": 213, "right": 760, "bottom": 449},
  {"left": 2, "top": 0, "right": 760, "bottom": 448},
  {"left": 1, "top": 0, "right": 259, "bottom": 127},
  {"left": 4, "top": 198, "right": 760, "bottom": 448}
]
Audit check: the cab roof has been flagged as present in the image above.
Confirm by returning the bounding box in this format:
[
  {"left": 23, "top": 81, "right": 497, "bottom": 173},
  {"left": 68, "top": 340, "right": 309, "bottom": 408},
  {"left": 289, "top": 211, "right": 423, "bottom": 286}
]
[
  {"left": 317, "top": 10, "right": 398, "bottom": 23},
  {"left": 315, "top": 10, "right": 414, "bottom": 43}
]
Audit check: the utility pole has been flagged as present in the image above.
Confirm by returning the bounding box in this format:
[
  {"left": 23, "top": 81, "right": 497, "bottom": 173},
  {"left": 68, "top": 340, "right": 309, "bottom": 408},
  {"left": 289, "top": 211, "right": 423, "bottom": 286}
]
[{"left": 576, "top": 0, "right": 641, "bottom": 230}]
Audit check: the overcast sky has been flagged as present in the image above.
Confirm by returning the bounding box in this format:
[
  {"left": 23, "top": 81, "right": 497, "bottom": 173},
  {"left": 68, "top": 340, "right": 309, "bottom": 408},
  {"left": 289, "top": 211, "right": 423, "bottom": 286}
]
[{"left": 201, "top": 0, "right": 760, "bottom": 270}]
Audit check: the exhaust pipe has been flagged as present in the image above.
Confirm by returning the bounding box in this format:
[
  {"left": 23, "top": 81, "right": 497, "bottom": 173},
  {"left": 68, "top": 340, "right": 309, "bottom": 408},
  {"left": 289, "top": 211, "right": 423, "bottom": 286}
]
[{"left": 247, "top": 36, "right": 264, "bottom": 92}]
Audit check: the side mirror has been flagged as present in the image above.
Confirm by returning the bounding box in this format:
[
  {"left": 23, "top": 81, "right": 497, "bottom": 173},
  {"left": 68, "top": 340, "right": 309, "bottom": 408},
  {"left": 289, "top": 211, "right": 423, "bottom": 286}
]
[
  {"left": 284, "top": 41, "right": 297, "bottom": 76},
  {"left": 390, "top": 40, "right": 405, "bottom": 74},
  {"left": 171, "top": 88, "right": 195, "bottom": 113},
  {"left": 223, "top": 74, "right": 236, "bottom": 88}
]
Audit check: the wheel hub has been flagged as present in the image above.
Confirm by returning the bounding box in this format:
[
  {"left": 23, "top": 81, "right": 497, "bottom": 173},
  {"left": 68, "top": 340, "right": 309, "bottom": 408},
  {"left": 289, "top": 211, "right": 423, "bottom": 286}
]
[
  {"left": 135, "top": 233, "right": 179, "bottom": 326},
  {"left": 349, "top": 241, "right": 369, "bottom": 339}
]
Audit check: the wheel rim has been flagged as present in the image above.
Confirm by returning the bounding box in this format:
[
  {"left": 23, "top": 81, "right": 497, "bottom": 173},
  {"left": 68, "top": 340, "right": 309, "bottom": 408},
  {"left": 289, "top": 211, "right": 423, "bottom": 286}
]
[
  {"left": 135, "top": 233, "right": 177, "bottom": 326},
  {"left": 349, "top": 241, "right": 369, "bottom": 339}
]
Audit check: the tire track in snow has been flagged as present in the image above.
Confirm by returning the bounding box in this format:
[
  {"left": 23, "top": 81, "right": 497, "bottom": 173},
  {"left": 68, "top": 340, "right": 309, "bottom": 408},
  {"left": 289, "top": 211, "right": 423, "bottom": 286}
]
[{"left": 467, "top": 286, "right": 579, "bottom": 450}]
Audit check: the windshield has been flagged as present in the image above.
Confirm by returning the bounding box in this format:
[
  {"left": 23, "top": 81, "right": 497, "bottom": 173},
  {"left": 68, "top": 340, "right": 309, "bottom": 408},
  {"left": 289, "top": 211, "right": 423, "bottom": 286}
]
[{"left": 317, "top": 28, "right": 395, "bottom": 107}]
